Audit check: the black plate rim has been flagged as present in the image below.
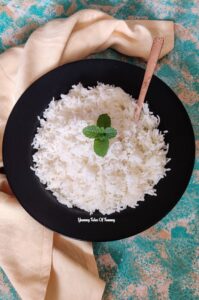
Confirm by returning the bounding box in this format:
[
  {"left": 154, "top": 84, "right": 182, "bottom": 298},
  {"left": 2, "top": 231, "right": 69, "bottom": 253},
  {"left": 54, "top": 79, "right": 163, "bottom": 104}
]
[{"left": 2, "top": 59, "right": 195, "bottom": 242}]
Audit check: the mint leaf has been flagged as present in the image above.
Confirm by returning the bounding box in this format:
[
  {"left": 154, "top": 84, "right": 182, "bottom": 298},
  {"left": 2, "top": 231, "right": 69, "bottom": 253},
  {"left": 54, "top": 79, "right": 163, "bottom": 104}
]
[
  {"left": 82, "top": 114, "right": 117, "bottom": 157},
  {"left": 94, "top": 138, "right": 109, "bottom": 157},
  {"left": 98, "top": 135, "right": 107, "bottom": 142},
  {"left": 105, "top": 127, "right": 117, "bottom": 139},
  {"left": 97, "top": 127, "right": 105, "bottom": 135},
  {"left": 97, "top": 114, "right": 111, "bottom": 128},
  {"left": 83, "top": 125, "right": 101, "bottom": 138}
]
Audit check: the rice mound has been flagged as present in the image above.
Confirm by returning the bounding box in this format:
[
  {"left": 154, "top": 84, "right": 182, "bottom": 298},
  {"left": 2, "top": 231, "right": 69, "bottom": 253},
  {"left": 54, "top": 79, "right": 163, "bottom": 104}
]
[{"left": 31, "top": 83, "right": 170, "bottom": 215}]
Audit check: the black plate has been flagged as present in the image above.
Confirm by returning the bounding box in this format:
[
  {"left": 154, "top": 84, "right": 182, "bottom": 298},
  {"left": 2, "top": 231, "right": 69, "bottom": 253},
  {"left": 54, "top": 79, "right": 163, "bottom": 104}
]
[{"left": 3, "top": 59, "right": 195, "bottom": 241}]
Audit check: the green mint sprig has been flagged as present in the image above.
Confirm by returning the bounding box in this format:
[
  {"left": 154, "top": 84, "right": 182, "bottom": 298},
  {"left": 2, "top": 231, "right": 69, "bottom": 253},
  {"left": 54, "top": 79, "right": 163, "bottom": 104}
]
[{"left": 83, "top": 114, "right": 117, "bottom": 157}]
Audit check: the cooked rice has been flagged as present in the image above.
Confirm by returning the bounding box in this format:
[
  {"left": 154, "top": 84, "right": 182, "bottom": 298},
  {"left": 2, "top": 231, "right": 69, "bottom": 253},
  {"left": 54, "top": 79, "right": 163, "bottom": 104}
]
[{"left": 31, "top": 83, "right": 170, "bottom": 215}]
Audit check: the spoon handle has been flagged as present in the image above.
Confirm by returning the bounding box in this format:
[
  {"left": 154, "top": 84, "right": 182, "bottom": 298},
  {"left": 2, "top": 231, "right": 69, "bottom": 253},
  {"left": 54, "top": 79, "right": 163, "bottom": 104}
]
[{"left": 134, "top": 37, "right": 164, "bottom": 122}]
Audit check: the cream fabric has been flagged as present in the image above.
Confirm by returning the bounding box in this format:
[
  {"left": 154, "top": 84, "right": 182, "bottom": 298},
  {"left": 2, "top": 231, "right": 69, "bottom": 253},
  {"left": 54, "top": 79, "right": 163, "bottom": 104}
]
[{"left": 0, "top": 9, "right": 174, "bottom": 300}]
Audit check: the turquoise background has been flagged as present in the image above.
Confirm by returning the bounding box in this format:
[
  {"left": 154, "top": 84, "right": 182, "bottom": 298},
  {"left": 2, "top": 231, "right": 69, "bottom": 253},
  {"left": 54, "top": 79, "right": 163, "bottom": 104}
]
[{"left": 0, "top": 1, "right": 198, "bottom": 299}]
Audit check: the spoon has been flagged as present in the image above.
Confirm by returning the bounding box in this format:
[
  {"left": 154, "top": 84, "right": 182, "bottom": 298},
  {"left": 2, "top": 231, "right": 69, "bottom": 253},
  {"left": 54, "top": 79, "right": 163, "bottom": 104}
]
[{"left": 134, "top": 37, "right": 164, "bottom": 122}]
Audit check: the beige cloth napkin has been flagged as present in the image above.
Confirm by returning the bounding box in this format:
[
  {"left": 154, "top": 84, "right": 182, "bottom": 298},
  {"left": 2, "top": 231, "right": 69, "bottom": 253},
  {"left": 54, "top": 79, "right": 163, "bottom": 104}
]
[{"left": 0, "top": 9, "right": 174, "bottom": 300}]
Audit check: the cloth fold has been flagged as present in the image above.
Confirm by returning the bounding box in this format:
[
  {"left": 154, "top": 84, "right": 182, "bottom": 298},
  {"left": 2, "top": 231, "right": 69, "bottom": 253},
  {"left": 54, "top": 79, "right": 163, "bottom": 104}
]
[{"left": 0, "top": 9, "right": 174, "bottom": 300}]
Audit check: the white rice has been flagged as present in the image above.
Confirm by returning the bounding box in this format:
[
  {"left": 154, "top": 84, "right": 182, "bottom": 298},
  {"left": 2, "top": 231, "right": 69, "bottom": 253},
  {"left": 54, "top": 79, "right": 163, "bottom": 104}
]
[{"left": 31, "top": 83, "right": 170, "bottom": 215}]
